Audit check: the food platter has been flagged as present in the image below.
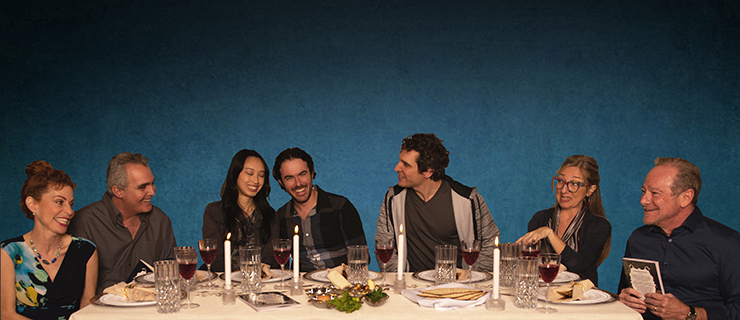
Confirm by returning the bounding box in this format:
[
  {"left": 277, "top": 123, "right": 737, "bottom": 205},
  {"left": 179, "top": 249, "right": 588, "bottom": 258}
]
[
  {"left": 303, "top": 269, "right": 383, "bottom": 283},
  {"left": 219, "top": 269, "right": 292, "bottom": 283},
  {"left": 412, "top": 270, "right": 493, "bottom": 283}
]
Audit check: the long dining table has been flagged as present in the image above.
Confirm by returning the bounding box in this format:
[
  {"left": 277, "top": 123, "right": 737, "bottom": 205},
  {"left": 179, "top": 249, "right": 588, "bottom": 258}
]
[{"left": 70, "top": 271, "right": 641, "bottom": 320}]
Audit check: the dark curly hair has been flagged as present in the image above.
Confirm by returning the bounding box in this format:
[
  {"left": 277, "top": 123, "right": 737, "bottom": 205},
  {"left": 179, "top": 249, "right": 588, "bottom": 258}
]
[{"left": 400, "top": 133, "right": 449, "bottom": 181}]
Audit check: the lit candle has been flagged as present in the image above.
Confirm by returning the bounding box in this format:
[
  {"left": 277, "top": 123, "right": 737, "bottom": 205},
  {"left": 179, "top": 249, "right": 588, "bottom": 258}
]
[
  {"left": 397, "top": 224, "right": 405, "bottom": 280},
  {"left": 224, "top": 232, "right": 232, "bottom": 289},
  {"left": 293, "top": 225, "right": 300, "bottom": 282},
  {"left": 493, "top": 236, "right": 500, "bottom": 299}
]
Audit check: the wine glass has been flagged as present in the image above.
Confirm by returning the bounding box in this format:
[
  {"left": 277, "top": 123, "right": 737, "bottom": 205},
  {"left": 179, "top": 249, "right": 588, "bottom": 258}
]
[
  {"left": 174, "top": 246, "right": 200, "bottom": 309},
  {"left": 375, "top": 237, "right": 394, "bottom": 288},
  {"left": 461, "top": 239, "right": 481, "bottom": 285},
  {"left": 197, "top": 239, "right": 218, "bottom": 288},
  {"left": 537, "top": 253, "right": 561, "bottom": 313},
  {"left": 521, "top": 240, "right": 540, "bottom": 259},
  {"left": 272, "top": 239, "right": 291, "bottom": 289}
]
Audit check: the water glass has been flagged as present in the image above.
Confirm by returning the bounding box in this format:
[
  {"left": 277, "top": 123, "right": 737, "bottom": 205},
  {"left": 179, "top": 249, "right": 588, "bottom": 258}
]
[
  {"left": 154, "top": 260, "right": 180, "bottom": 314},
  {"left": 499, "top": 242, "right": 519, "bottom": 287},
  {"left": 435, "top": 245, "right": 457, "bottom": 285},
  {"left": 514, "top": 257, "right": 539, "bottom": 309},
  {"left": 239, "top": 246, "right": 262, "bottom": 293},
  {"left": 347, "top": 245, "right": 369, "bottom": 285}
]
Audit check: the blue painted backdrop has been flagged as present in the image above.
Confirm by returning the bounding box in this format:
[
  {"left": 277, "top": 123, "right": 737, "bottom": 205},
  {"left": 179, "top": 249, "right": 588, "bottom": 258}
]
[{"left": 2, "top": 1, "right": 738, "bottom": 293}]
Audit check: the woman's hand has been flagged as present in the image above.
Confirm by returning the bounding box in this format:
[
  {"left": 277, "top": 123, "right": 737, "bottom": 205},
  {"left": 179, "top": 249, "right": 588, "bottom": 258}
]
[{"left": 516, "top": 227, "right": 554, "bottom": 245}]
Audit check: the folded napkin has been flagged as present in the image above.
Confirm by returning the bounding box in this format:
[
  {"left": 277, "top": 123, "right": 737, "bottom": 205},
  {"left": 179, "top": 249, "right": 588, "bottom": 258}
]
[
  {"left": 103, "top": 282, "right": 156, "bottom": 301},
  {"left": 327, "top": 264, "right": 351, "bottom": 289},
  {"left": 548, "top": 279, "right": 594, "bottom": 302},
  {"left": 261, "top": 263, "right": 274, "bottom": 280},
  {"left": 456, "top": 269, "right": 470, "bottom": 281}
]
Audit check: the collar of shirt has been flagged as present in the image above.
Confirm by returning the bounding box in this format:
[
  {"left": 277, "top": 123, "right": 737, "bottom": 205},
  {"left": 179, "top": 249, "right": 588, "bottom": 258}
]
[
  {"left": 101, "top": 193, "right": 150, "bottom": 228},
  {"left": 291, "top": 204, "right": 317, "bottom": 219},
  {"left": 647, "top": 206, "right": 703, "bottom": 236}
]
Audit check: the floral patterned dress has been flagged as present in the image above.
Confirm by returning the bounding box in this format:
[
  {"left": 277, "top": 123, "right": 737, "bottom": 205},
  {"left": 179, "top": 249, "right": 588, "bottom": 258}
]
[{"left": 1, "top": 235, "right": 96, "bottom": 320}]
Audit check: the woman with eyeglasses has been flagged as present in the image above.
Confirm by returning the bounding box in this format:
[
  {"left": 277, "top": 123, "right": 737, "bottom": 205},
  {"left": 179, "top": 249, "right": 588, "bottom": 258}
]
[{"left": 516, "top": 155, "right": 611, "bottom": 286}]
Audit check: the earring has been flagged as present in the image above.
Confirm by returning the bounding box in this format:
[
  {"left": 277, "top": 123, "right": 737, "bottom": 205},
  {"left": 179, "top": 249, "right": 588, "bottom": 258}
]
[
  {"left": 33, "top": 212, "right": 37, "bottom": 216},
  {"left": 583, "top": 196, "right": 591, "bottom": 206}
]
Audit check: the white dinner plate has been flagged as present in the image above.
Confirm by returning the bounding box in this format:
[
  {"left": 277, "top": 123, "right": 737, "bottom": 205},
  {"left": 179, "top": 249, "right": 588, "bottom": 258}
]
[
  {"left": 537, "top": 287, "right": 616, "bottom": 304},
  {"left": 412, "top": 270, "right": 493, "bottom": 283},
  {"left": 303, "top": 269, "right": 383, "bottom": 283},
  {"left": 540, "top": 271, "right": 580, "bottom": 284},
  {"left": 135, "top": 270, "right": 217, "bottom": 285},
  {"left": 93, "top": 294, "right": 156, "bottom": 307},
  {"left": 219, "top": 269, "right": 292, "bottom": 283}
]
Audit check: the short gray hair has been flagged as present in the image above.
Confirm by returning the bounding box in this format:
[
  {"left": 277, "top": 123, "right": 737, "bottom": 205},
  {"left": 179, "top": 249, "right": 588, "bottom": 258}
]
[{"left": 107, "top": 152, "right": 149, "bottom": 196}]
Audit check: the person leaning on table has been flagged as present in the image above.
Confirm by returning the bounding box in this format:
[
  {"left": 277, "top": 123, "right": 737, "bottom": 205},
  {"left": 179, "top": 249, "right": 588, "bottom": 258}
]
[
  {"left": 1, "top": 161, "right": 98, "bottom": 320},
  {"left": 618, "top": 157, "right": 740, "bottom": 320},
  {"left": 516, "top": 155, "right": 611, "bottom": 287},
  {"left": 201, "top": 149, "right": 279, "bottom": 272}
]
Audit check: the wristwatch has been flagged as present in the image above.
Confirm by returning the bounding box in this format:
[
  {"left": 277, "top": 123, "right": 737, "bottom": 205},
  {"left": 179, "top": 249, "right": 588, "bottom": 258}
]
[{"left": 685, "top": 305, "right": 697, "bottom": 320}]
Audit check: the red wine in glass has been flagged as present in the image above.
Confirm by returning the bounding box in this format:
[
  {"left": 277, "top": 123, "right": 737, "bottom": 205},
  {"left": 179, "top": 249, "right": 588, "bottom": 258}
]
[
  {"left": 199, "top": 249, "right": 217, "bottom": 265},
  {"left": 274, "top": 248, "right": 291, "bottom": 265},
  {"left": 377, "top": 247, "right": 393, "bottom": 264},
  {"left": 175, "top": 247, "right": 199, "bottom": 309},
  {"left": 539, "top": 264, "right": 559, "bottom": 283},
  {"left": 197, "top": 239, "right": 218, "bottom": 288},
  {"left": 179, "top": 262, "right": 197, "bottom": 280},
  {"left": 375, "top": 237, "right": 394, "bottom": 288},
  {"left": 462, "top": 249, "right": 480, "bottom": 266},
  {"left": 460, "top": 240, "right": 482, "bottom": 284},
  {"left": 272, "top": 239, "right": 291, "bottom": 289},
  {"left": 522, "top": 249, "right": 540, "bottom": 259},
  {"left": 537, "top": 253, "right": 561, "bottom": 314}
]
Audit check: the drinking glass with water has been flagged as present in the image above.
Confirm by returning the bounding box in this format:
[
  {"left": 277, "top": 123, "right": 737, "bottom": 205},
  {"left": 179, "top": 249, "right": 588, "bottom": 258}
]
[
  {"left": 435, "top": 245, "right": 457, "bottom": 285},
  {"left": 239, "top": 246, "right": 261, "bottom": 294},
  {"left": 347, "top": 245, "right": 369, "bottom": 285}
]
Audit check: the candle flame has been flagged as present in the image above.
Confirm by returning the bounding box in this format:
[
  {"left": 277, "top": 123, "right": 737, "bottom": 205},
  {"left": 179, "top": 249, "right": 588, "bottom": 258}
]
[
  {"left": 294, "top": 225, "right": 299, "bottom": 234},
  {"left": 399, "top": 224, "right": 404, "bottom": 234},
  {"left": 495, "top": 236, "right": 499, "bottom": 246},
  {"left": 226, "top": 232, "right": 231, "bottom": 240}
]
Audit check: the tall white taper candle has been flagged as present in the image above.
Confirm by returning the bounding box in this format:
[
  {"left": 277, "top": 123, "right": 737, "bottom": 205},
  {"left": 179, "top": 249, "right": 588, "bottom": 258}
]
[
  {"left": 293, "top": 225, "right": 300, "bottom": 281},
  {"left": 224, "top": 233, "right": 232, "bottom": 289},
  {"left": 493, "top": 236, "right": 500, "bottom": 299},
  {"left": 397, "top": 224, "right": 405, "bottom": 280}
]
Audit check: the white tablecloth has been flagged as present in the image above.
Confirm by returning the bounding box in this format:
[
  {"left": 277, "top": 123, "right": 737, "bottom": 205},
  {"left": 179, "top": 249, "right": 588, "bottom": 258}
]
[{"left": 70, "top": 272, "right": 641, "bottom": 320}]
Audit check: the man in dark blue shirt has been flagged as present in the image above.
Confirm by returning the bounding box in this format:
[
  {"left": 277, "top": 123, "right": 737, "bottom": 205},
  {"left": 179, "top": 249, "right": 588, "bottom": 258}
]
[{"left": 618, "top": 158, "right": 740, "bottom": 320}]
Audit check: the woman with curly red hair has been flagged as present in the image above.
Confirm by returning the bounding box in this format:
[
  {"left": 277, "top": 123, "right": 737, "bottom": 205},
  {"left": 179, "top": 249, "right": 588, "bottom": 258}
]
[{"left": 1, "top": 161, "right": 98, "bottom": 320}]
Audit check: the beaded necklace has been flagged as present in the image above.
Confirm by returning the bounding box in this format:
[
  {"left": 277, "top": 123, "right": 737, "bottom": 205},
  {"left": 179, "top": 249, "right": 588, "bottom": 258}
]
[{"left": 29, "top": 235, "right": 62, "bottom": 265}]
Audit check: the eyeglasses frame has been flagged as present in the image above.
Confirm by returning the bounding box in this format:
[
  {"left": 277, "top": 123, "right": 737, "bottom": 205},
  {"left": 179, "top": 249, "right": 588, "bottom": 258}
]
[{"left": 552, "top": 175, "right": 590, "bottom": 193}]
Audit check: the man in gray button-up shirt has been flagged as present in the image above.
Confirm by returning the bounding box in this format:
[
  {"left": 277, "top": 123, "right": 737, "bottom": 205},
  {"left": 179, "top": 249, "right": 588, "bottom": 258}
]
[{"left": 68, "top": 152, "right": 177, "bottom": 293}]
